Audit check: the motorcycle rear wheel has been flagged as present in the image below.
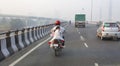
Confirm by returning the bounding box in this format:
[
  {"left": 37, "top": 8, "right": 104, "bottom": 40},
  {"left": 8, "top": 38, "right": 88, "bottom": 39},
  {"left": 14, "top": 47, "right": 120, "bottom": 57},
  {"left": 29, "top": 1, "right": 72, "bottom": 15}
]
[{"left": 55, "top": 49, "right": 59, "bottom": 56}]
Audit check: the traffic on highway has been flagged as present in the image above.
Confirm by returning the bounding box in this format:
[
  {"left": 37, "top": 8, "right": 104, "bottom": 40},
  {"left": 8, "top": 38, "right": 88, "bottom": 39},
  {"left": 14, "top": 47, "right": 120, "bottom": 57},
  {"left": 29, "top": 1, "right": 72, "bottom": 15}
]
[
  {"left": 0, "top": 0, "right": 120, "bottom": 66},
  {"left": 0, "top": 22, "right": 120, "bottom": 66}
]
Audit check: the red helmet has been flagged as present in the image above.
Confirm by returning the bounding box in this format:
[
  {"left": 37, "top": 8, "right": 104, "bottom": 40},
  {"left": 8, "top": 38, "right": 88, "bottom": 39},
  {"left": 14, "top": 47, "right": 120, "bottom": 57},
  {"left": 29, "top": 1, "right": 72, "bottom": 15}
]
[{"left": 55, "top": 20, "right": 60, "bottom": 25}]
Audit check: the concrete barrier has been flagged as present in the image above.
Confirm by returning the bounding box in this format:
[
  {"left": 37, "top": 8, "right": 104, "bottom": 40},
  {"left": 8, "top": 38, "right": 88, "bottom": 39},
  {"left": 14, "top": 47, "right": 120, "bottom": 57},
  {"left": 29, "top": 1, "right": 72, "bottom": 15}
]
[
  {"left": 28, "top": 28, "right": 34, "bottom": 43},
  {"left": 6, "top": 31, "right": 18, "bottom": 55},
  {"left": 21, "top": 29, "right": 29, "bottom": 47},
  {"left": 36, "top": 27, "right": 40, "bottom": 40},
  {"left": 0, "top": 33, "right": 10, "bottom": 58},
  {"left": 24, "top": 29, "right": 30, "bottom": 45},
  {"left": 34, "top": 27, "right": 38, "bottom": 40},
  {"left": 31, "top": 27, "right": 35, "bottom": 42},
  {"left": 0, "top": 22, "right": 67, "bottom": 61},
  {"left": 26, "top": 28, "right": 31, "bottom": 44},
  {"left": 44, "top": 25, "right": 47, "bottom": 35},
  {"left": 39, "top": 26, "right": 43, "bottom": 38},
  {"left": 15, "top": 30, "right": 24, "bottom": 50},
  {"left": 0, "top": 41, "right": 5, "bottom": 61},
  {"left": 10, "top": 32, "right": 18, "bottom": 52},
  {"left": 0, "top": 38, "right": 10, "bottom": 61},
  {"left": 31, "top": 27, "right": 35, "bottom": 41},
  {"left": 42, "top": 26, "right": 45, "bottom": 37}
]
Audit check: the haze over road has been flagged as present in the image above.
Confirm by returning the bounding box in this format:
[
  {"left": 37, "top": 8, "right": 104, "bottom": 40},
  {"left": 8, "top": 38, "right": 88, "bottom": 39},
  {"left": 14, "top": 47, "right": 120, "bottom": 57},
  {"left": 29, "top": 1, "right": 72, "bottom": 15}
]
[{"left": 0, "top": 23, "right": 120, "bottom": 66}]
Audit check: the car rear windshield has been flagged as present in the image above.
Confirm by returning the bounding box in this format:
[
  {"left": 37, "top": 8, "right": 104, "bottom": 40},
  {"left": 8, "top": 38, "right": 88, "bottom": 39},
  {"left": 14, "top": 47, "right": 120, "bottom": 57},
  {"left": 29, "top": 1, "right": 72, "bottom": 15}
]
[{"left": 104, "top": 23, "right": 118, "bottom": 27}]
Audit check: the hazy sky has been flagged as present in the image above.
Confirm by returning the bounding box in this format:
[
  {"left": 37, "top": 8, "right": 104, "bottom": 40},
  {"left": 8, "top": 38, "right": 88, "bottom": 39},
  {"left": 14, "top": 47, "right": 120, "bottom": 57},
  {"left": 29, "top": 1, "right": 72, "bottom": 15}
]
[{"left": 0, "top": 0, "right": 120, "bottom": 21}]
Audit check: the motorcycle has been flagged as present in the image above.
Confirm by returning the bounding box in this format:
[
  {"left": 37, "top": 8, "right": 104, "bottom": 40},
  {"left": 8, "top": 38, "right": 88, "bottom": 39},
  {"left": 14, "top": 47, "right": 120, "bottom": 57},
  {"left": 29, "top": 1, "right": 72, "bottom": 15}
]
[{"left": 49, "top": 39, "right": 64, "bottom": 56}]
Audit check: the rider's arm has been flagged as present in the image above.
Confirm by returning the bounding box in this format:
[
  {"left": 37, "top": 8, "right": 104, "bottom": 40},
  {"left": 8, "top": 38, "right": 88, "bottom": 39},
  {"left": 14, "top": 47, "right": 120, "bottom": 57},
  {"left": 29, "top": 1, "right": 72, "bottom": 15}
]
[{"left": 51, "top": 26, "right": 56, "bottom": 33}]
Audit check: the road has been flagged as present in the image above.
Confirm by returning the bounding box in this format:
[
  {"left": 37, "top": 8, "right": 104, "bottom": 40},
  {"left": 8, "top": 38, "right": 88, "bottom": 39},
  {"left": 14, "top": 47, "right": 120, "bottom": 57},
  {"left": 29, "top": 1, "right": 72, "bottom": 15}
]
[{"left": 0, "top": 23, "right": 120, "bottom": 66}]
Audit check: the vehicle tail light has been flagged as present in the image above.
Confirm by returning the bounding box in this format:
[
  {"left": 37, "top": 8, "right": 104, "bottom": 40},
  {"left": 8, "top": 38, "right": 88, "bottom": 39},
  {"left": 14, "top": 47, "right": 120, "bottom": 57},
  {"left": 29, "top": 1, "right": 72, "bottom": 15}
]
[
  {"left": 101, "top": 26, "right": 104, "bottom": 32},
  {"left": 118, "top": 28, "right": 120, "bottom": 32},
  {"left": 61, "top": 40, "right": 64, "bottom": 42},
  {"left": 48, "top": 42, "right": 51, "bottom": 45}
]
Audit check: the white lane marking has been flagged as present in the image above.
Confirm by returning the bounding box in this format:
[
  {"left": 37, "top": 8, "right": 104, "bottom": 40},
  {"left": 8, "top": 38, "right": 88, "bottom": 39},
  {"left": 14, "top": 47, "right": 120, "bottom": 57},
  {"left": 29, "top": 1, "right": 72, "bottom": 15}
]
[
  {"left": 94, "top": 63, "right": 99, "bottom": 66},
  {"left": 76, "top": 28, "right": 80, "bottom": 34},
  {"left": 84, "top": 43, "right": 88, "bottom": 48},
  {"left": 9, "top": 37, "right": 51, "bottom": 66},
  {"left": 80, "top": 36, "right": 85, "bottom": 41},
  {"left": 77, "top": 29, "right": 80, "bottom": 34}
]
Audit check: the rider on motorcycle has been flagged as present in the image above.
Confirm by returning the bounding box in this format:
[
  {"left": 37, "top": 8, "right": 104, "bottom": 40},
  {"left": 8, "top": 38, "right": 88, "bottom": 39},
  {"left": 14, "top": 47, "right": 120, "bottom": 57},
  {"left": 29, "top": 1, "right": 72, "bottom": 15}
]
[
  {"left": 49, "top": 20, "right": 65, "bottom": 48},
  {"left": 50, "top": 20, "right": 65, "bottom": 37}
]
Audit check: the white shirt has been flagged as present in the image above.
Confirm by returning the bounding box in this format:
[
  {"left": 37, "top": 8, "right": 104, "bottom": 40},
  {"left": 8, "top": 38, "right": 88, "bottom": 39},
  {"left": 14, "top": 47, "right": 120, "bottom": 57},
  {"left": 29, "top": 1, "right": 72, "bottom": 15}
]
[
  {"left": 50, "top": 29, "right": 64, "bottom": 42},
  {"left": 51, "top": 25, "right": 65, "bottom": 36}
]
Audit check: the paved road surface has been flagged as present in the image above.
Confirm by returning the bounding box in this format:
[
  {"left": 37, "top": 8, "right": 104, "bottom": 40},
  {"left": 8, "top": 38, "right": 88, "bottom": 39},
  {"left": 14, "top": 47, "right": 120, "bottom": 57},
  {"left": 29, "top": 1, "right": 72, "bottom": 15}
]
[{"left": 0, "top": 23, "right": 120, "bottom": 66}]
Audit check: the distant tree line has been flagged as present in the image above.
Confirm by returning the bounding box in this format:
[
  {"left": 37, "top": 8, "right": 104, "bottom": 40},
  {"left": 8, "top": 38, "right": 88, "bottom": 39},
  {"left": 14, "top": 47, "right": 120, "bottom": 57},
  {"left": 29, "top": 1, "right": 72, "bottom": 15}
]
[
  {"left": 10, "top": 19, "right": 26, "bottom": 30},
  {"left": 0, "top": 16, "right": 57, "bottom": 32}
]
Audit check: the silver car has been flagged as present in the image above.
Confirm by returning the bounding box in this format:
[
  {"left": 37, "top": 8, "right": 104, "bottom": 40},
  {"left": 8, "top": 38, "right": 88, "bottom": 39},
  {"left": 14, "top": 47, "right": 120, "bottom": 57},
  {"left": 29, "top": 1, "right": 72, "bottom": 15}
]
[{"left": 97, "top": 21, "right": 120, "bottom": 40}]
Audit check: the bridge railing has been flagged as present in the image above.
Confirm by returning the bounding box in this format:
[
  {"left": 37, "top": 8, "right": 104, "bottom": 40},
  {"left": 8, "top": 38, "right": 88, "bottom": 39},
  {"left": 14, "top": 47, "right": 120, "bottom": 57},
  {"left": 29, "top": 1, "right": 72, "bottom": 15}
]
[
  {"left": 0, "top": 24, "right": 51, "bottom": 61},
  {"left": 0, "top": 22, "right": 68, "bottom": 61}
]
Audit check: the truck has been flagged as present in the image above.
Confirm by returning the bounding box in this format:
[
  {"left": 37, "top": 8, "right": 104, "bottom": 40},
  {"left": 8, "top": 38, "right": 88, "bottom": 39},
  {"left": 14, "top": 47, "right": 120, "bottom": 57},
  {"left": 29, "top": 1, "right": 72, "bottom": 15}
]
[{"left": 75, "top": 14, "right": 86, "bottom": 28}]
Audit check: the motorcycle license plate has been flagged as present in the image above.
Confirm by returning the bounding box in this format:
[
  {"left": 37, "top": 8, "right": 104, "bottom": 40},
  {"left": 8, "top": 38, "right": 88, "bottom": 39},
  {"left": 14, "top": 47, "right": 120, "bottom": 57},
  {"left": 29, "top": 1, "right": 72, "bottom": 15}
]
[{"left": 53, "top": 44, "right": 58, "bottom": 47}]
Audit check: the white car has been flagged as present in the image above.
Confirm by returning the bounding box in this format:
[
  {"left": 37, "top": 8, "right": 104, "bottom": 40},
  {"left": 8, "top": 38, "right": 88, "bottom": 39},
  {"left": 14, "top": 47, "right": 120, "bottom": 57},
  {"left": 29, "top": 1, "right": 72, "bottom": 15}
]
[{"left": 97, "top": 21, "right": 120, "bottom": 40}]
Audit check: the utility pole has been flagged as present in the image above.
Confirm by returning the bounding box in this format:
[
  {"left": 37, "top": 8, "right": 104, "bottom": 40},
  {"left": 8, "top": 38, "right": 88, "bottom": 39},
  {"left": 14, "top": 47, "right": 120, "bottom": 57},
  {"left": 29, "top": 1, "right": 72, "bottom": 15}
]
[
  {"left": 91, "top": 0, "right": 93, "bottom": 22},
  {"left": 100, "top": 8, "right": 102, "bottom": 21},
  {"left": 109, "top": 0, "right": 112, "bottom": 21}
]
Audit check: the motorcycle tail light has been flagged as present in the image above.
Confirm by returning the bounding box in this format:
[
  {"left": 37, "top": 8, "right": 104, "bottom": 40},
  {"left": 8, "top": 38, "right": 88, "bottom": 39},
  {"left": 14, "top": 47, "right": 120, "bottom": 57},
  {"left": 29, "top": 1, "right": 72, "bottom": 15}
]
[
  {"left": 61, "top": 40, "right": 64, "bottom": 42},
  {"left": 48, "top": 42, "right": 51, "bottom": 45}
]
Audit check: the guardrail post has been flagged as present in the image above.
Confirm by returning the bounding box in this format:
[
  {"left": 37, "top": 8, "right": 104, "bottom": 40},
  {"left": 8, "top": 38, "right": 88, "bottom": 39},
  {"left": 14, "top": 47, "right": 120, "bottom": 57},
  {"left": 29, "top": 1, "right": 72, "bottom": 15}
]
[
  {"left": 38, "top": 26, "right": 41, "bottom": 39},
  {"left": 10, "top": 31, "right": 18, "bottom": 52},
  {"left": 0, "top": 33, "right": 10, "bottom": 61},
  {"left": 42, "top": 26, "right": 45, "bottom": 37},
  {"left": 36, "top": 27, "right": 40, "bottom": 40},
  {"left": 0, "top": 39, "right": 5, "bottom": 61},
  {"left": 32, "top": 27, "right": 37, "bottom": 41},
  {"left": 25, "top": 28, "right": 30, "bottom": 45},
  {"left": 31, "top": 27, "right": 35, "bottom": 42},
  {"left": 26, "top": 28, "right": 31, "bottom": 44},
  {"left": 31, "top": 27, "right": 35, "bottom": 41},
  {"left": 15, "top": 30, "right": 24, "bottom": 50},
  {"left": 44, "top": 25, "right": 47, "bottom": 35},
  {"left": 45, "top": 25, "right": 48, "bottom": 35},
  {"left": 35, "top": 27, "right": 38, "bottom": 40},
  {"left": 21, "top": 29, "right": 29, "bottom": 47},
  {"left": 46, "top": 25, "right": 48, "bottom": 35},
  {"left": 6, "top": 31, "right": 17, "bottom": 55},
  {"left": 28, "top": 28, "right": 34, "bottom": 43},
  {"left": 44, "top": 25, "right": 47, "bottom": 36},
  {"left": 39, "top": 26, "right": 43, "bottom": 38}
]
